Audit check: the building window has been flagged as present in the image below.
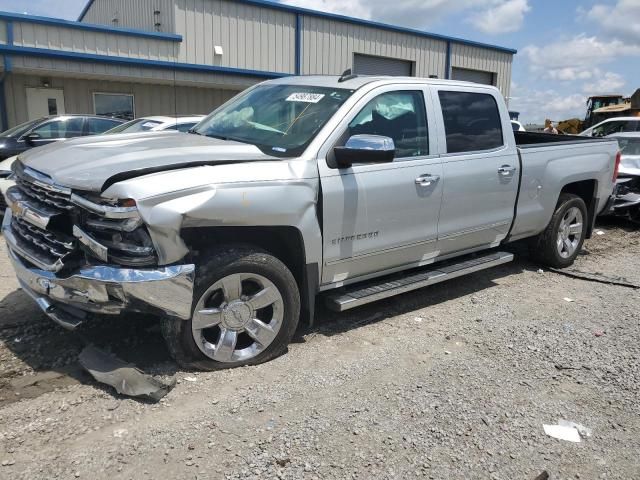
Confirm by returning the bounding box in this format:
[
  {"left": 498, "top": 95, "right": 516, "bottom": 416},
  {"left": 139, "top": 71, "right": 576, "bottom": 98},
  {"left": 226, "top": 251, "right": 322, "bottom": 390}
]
[{"left": 93, "top": 93, "right": 135, "bottom": 120}]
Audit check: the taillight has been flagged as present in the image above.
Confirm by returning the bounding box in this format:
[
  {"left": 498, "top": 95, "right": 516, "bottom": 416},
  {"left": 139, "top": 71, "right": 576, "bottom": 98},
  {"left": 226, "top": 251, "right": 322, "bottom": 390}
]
[{"left": 613, "top": 151, "right": 621, "bottom": 182}]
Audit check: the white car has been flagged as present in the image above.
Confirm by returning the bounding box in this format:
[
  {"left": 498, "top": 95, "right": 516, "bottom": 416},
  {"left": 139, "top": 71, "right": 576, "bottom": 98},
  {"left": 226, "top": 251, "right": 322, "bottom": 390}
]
[
  {"left": 579, "top": 117, "right": 640, "bottom": 137},
  {"left": 0, "top": 155, "right": 17, "bottom": 214},
  {"left": 105, "top": 115, "right": 205, "bottom": 134}
]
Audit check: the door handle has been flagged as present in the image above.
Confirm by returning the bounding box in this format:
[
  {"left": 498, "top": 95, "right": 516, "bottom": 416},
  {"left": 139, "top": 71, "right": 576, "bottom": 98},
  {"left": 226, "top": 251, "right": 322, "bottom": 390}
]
[
  {"left": 415, "top": 174, "right": 440, "bottom": 186},
  {"left": 498, "top": 165, "right": 516, "bottom": 176}
]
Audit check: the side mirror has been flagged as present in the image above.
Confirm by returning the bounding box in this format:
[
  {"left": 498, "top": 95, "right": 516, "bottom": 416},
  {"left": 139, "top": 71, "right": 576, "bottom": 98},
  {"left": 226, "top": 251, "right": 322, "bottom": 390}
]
[
  {"left": 23, "top": 132, "right": 41, "bottom": 144},
  {"left": 333, "top": 134, "right": 395, "bottom": 168}
]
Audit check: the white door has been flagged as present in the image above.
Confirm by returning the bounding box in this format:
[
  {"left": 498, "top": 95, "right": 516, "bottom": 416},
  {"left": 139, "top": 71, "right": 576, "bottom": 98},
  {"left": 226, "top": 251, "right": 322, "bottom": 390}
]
[{"left": 26, "top": 88, "right": 65, "bottom": 120}]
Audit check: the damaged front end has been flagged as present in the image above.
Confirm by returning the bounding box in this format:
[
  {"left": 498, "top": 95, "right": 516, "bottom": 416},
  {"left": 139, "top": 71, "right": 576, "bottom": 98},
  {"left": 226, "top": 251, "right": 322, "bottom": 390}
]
[
  {"left": 608, "top": 176, "right": 640, "bottom": 223},
  {"left": 2, "top": 162, "right": 195, "bottom": 329}
]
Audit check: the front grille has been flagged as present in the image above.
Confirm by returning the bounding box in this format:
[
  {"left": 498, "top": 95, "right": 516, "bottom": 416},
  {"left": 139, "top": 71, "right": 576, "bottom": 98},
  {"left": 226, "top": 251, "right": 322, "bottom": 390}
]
[
  {"left": 9, "top": 165, "right": 79, "bottom": 271},
  {"left": 11, "top": 216, "right": 75, "bottom": 262},
  {"left": 16, "top": 176, "right": 74, "bottom": 211}
]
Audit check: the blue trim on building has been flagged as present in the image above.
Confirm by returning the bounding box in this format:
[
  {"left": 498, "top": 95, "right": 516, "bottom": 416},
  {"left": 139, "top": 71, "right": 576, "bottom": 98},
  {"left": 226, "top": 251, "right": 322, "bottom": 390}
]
[
  {"left": 0, "top": 11, "right": 182, "bottom": 41},
  {"left": 445, "top": 41, "right": 451, "bottom": 79},
  {"left": 4, "top": 20, "right": 13, "bottom": 73},
  {"left": 0, "top": 76, "right": 8, "bottom": 131},
  {"left": 77, "top": 0, "right": 516, "bottom": 54},
  {"left": 78, "top": 0, "right": 95, "bottom": 21},
  {"left": 0, "top": 44, "right": 288, "bottom": 79},
  {"left": 295, "top": 14, "right": 302, "bottom": 75}
]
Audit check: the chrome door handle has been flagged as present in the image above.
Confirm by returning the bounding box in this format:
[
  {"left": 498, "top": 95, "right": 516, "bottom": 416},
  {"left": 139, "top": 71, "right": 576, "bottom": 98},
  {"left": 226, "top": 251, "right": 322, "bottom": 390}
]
[
  {"left": 498, "top": 165, "right": 516, "bottom": 176},
  {"left": 415, "top": 174, "right": 440, "bottom": 186}
]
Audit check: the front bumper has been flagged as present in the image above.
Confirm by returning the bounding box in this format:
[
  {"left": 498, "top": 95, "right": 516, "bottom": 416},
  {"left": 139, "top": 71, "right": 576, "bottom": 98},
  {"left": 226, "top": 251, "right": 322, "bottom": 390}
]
[{"left": 3, "top": 212, "right": 195, "bottom": 329}]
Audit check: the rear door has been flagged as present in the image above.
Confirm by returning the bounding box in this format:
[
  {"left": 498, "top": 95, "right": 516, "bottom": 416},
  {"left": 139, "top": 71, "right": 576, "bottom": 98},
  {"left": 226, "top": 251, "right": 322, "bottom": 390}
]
[
  {"left": 23, "top": 117, "right": 85, "bottom": 148},
  {"left": 318, "top": 84, "right": 443, "bottom": 285},
  {"left": 432, "top": 86, "right": 519, "bottom": 256}
]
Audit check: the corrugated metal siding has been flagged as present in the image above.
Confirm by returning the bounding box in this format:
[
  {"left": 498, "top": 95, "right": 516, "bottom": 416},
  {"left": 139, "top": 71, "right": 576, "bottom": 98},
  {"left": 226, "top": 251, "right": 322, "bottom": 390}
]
[
  {"left": 12, "top": 21, "right": 178, "bottom": 62},
  {"left": 9, "top": 56, "right": 261, "bottom": 90},
  {"left": 81, "top": 0, "right": 176, "bottom": 33},
  {"left": 450, "top": 43, "right": 512, "bottom": 97},
  {"left": 0, "top": 20, "right": 7, "bottom": 45},
  {"left": 300, "top": 15, "right": 447, "bottom": 78},
  {"left": 173, "top": 0, "right": 296, "bottom": 73},
  {"left": 4, "top": 73, "right": 239, "bottom": 126}
]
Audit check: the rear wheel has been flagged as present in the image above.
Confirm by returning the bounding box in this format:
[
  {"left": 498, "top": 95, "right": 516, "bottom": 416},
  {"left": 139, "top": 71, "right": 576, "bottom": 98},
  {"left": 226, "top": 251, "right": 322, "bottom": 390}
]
[
  {"left": 530, "top": 193, "right": 588, "bottom": 268},
  {"left": 161, "top": 246, "right": 300, "bottom": 371}
]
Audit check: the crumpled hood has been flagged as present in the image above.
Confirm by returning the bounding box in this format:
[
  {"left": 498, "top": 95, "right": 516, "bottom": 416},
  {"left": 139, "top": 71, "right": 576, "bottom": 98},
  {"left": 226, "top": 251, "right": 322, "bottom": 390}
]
[
  {"left": 17, "top": 131, "right": 279, "bottom": 192},
  {"left": 620, "top": 154, "right": 640, "bottom": 177}
]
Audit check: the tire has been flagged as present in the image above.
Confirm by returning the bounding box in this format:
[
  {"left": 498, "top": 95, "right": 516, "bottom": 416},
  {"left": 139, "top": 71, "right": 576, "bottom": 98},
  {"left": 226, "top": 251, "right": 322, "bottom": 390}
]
[
  {"left": 161, "top": 246, "right": 300, "bottom": 371},
  {"left": 530, "top": 193, "right": 588, "bottom": 268}
]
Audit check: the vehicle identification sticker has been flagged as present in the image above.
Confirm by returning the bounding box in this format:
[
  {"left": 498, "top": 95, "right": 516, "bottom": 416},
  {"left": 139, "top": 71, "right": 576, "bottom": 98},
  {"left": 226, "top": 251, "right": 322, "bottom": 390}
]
[{"left": 285, "top": 93, "right": 325, "bottom": 103}]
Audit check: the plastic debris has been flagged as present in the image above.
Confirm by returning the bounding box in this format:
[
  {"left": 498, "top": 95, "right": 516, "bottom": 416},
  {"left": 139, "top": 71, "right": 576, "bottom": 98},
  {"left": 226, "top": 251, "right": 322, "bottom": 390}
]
[
  {"left": 543, "top": 419, "right": 592, "bottom": 442},
  {"left": 593, "top": 329, "right": 606, "bottom": 337},
  {"left": 79, "top": 345, "right": 176, "bottom": 402},
  {"left": 558, "top": 419, "right": 592, "bottom": 438},
  {"left": 563, "top": 297, "right": 574, "bottom": 302},
  {"left": 595, "top": 230, "right": 605, "bottom": 235},
  {"left": 183, "top": 376, "right": 197, "bottom": 382}
]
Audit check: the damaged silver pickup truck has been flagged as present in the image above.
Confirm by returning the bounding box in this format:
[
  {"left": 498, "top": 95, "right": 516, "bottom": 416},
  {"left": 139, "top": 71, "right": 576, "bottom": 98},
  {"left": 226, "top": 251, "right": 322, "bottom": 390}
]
[{"left": 2, "top": 75, "right": 620, "bottom": 370}]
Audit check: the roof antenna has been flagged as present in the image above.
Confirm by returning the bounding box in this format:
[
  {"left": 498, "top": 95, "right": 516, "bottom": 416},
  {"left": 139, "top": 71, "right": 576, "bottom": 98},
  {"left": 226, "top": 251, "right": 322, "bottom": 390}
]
[{"left": 338, "top": 68, "right": 358, "bottom": 83}]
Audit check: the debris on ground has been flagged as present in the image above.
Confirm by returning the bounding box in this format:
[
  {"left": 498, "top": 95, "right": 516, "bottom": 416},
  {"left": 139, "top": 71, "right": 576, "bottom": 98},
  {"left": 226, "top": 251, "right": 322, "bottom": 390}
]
[
  {"left": 563, "top": 297, "right": 574, "bottom": 302},
  {"left": 593, "top": 329, "right": 606, "bottom": 337},
  {"left": 543, "top": 419, "right": 592, "bottom": 443},
  {"left": 79, "top": 345, "right": 176, "bottom": 401},
  {"left": 532, "top": 471, "right": 549, "bottom": 480}
]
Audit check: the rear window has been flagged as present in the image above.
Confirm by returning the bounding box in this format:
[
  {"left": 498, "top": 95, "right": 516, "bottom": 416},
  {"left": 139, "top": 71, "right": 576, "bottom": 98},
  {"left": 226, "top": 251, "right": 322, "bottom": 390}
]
[
  {"left": 618, "top": 137, "right": 640, "bottom": 156},
  {"left": 438, "top": 91, "right": 504, "bottom": 154},
  {"left": 107, "top": 119, "right": 162, "bottom": 134}
]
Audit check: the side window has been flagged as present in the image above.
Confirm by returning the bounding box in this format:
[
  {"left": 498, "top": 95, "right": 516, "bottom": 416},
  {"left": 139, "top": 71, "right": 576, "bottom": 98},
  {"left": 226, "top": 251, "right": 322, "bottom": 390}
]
[
  {"left": 30, "top": 118, "right": 84, "bottom": 139},
  {"left": 348, "top": 91, "right": 428, "bottom": 158},
  {"left": 87, "top": 118, "right": 121, "bottom": 135},
  {"left": 438, "top": 91, "right": 504, "bottom": 154}
]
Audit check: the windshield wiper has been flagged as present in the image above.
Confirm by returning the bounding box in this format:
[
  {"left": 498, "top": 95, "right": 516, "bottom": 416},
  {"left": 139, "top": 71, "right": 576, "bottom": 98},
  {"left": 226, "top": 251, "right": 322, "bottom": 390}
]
[{"left": 187, "top": 128, "right": 202, "bottom": 135}]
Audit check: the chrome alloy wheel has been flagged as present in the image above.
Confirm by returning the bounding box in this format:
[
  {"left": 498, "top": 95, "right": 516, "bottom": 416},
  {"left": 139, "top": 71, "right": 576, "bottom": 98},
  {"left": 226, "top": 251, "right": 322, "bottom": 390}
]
[
  {"left": 556, "top": 206, "right": 583, "bottom": 259},
  {"left": 191, "top": 273, "right": 284, "bottom": 363}
]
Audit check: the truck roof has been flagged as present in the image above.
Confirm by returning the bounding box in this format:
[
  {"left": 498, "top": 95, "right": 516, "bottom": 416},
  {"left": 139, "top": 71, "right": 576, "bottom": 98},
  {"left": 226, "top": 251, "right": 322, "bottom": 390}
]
[{"left": 266, "top": 75, "right": 494, "bottom": 91}]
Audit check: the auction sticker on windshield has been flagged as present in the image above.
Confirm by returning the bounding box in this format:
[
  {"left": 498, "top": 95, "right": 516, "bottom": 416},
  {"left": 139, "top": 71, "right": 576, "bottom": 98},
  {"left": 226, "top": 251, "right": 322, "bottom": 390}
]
[{"left": 286, "top": 93, "right": 325, "bottom": 103}]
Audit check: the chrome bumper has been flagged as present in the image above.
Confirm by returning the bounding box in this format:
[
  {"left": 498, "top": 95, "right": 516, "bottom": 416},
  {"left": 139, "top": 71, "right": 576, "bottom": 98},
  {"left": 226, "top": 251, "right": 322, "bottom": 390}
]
[{"left": 3, "top": 213, "right": 195, "bottom": 329}]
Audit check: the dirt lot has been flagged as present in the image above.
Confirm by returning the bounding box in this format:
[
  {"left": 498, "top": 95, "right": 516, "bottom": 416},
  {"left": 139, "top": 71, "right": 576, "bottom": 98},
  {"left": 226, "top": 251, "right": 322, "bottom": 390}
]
[{"left": 0, "top": 220, "right": 638, "bottom": 480}]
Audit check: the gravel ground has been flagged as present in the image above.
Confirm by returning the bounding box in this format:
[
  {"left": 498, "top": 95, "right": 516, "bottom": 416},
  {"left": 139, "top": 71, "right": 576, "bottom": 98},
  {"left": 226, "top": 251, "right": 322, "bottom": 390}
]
[{"left": 0, "top": 220, "right": 638, "bottom": 480}]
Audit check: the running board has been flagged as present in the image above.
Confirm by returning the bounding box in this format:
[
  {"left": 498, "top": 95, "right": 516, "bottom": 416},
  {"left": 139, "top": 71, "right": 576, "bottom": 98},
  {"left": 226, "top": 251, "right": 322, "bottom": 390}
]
[{"left": 325, "top": 251, "right": 514, "bottom": 312}]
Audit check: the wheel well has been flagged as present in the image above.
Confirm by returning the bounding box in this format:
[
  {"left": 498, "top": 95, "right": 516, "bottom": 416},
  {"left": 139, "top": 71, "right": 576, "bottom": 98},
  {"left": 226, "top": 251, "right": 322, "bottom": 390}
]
[
  {"left": 181, "top": 226, "right": 316, "bottom": 323},
  {"left": 560, "top": 180, "right": 597, "bottom": 237}
]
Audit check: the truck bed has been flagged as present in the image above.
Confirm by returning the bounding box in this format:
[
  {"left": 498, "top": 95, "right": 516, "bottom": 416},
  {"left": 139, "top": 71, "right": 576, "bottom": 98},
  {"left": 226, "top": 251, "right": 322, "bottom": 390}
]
[{"left": 514, "top": 131, "right": 613, "bottom": 148}]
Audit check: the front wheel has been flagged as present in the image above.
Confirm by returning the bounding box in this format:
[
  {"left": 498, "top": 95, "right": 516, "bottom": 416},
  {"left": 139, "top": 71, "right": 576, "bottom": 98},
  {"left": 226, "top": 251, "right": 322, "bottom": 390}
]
[
  {"left": 530, "top": 193, "right": 588, "bottom": 268},
  {"left": 161, "top": 247, "right": 300, "bottom": 371}
]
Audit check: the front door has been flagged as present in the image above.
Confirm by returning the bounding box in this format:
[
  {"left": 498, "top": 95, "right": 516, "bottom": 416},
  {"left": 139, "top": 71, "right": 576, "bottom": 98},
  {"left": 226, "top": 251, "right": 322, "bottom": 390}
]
[
  {"left": 26, "top": 88, "right": 65, "bottom": 120},
  {"left": 319, "top": 86, "right": 443, "bottom": 285},
  {"left": 433, "top": 87, "right": 519, "bottom": 256}
]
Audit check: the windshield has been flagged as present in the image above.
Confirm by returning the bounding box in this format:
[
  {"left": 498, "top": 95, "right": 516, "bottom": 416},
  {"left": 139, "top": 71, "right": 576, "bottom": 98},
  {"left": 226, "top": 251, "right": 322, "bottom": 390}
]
[
  {"left": 0, "top": 118, "right": 44, "bottom": 138},
  {"left": 618, "top": 137, "right": 640, "bottom": 156},
  {"left": 193, "top": 84, "right": 355, "bottom": 157},
  {"left": 106, "top": 118, "right": 163, "bottom": 134}
]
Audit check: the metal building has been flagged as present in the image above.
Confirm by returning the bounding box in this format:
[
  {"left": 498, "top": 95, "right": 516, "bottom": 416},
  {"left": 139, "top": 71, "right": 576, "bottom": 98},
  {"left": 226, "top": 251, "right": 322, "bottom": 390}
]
[{"left": 0, "top": 0, "right": 516, "bottom": 129}]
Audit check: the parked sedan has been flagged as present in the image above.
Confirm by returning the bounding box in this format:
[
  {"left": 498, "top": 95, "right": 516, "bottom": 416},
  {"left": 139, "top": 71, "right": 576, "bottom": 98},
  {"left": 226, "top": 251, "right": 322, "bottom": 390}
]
[
  {"left": 0, "top": 115, "right": 124, "bottom": 161},
  {"left": 105, "top": 115, "right": 205, "bottom": 134}
]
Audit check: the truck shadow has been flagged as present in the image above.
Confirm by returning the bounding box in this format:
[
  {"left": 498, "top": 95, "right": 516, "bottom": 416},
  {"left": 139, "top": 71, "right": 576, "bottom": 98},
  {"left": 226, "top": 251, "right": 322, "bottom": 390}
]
[
  {"left": 303, "top": 258, "right": 529, "bottom": 340},
  {"left": 0, "top": 253, "right": 534, "bottom": 404}
]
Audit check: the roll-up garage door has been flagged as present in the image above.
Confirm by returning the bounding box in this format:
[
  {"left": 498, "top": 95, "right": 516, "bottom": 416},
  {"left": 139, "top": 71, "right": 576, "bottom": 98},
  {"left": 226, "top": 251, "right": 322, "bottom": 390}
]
[
  {"left": 353, "top": 54, "right": 413, "bottom": 76},
  {"left": 451, "top": 67, "right": 495, "bottom": 85}
]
